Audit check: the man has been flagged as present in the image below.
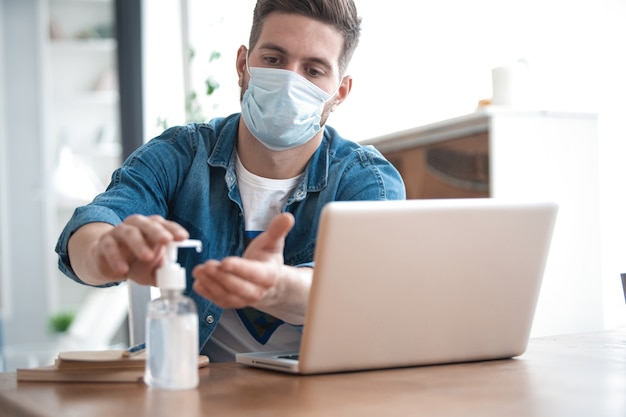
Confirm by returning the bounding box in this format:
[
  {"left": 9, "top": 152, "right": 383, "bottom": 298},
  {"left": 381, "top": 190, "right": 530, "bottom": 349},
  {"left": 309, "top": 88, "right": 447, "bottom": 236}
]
[{"left": 55, "top": 0, "right": 405, "bottom": 362}]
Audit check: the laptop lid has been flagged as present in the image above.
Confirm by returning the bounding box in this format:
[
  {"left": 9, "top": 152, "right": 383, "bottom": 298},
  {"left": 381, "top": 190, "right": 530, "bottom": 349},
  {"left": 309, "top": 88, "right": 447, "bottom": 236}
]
[{"left": 237, "top": 198, "right": 558, "bottom": 374}]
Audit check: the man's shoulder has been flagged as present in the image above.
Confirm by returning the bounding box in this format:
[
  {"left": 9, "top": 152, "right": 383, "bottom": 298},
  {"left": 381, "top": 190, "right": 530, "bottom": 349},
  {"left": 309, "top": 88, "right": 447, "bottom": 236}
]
[
  {"left": 151, "top": 114, "right": 239, "bottom": 151},
  {"left": 322, "top": 125, "right": 406, "bottom": 200},
  {"left": 324, "top": 125, "right": 386, "bottom": 162},
  {"left": 159, "top": 114, "right": 239, "bottom": 137},
  {"left": 203, "top": 113, "right": 238, "bottom": 130}
]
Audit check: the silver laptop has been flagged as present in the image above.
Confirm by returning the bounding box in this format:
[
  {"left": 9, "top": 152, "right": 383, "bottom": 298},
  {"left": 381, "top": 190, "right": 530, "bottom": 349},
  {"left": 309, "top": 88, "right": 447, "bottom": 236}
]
[{"left": 236, "top": 198, "right": 558, "bottom": 374}]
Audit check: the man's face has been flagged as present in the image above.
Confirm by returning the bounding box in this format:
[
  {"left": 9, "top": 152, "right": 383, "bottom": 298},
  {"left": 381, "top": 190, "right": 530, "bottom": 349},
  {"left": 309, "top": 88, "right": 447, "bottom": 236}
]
[{"left": 240, "top": 12, "right": 345, "bottom": 126}]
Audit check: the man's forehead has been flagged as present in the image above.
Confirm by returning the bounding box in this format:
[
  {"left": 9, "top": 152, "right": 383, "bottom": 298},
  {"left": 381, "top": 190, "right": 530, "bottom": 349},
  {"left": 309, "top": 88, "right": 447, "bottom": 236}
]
[{"left": 255, "top": 12, "right": 343, "bottom": 68}]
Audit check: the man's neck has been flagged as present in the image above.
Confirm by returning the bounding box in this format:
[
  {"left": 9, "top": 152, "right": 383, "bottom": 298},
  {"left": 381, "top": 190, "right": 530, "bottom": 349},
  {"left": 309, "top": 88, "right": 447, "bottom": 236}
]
[{"left": 237, "top": 119, "right": 321, "bottom": 179}]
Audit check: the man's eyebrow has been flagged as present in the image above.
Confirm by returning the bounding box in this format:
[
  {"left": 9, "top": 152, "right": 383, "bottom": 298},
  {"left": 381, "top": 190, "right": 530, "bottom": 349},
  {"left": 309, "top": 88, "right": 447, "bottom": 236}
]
[
  {"left": 258, "top": 42, "right": 334, "bottom": 70},
  {"left": 258, "top": 42, "right": 288, "bottom": 55}
]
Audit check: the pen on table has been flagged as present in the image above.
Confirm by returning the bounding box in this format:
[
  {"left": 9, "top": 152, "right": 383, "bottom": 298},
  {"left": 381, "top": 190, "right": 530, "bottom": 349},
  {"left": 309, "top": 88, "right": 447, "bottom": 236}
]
[{"left": 122, "top": 342, "right": 146, "bottom": 358}]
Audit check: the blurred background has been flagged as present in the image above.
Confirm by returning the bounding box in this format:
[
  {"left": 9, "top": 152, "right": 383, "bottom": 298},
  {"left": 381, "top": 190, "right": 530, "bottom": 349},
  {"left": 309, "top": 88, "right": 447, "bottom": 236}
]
[{"left": 1, "top": 0, "right": 625, "bottom": 371}]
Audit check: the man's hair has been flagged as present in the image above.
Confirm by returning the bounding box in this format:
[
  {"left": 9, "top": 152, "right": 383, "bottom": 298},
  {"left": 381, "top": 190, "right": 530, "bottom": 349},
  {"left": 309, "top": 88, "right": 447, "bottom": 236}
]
[{"left": 249, "top": 0, "right": 362, "bottom": 75}]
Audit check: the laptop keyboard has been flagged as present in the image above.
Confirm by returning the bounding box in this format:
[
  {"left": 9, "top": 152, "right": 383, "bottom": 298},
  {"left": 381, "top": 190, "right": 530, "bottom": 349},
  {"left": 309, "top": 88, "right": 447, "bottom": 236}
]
[{"left": 277, "top": 354, "right": 300, "bottom": 360}]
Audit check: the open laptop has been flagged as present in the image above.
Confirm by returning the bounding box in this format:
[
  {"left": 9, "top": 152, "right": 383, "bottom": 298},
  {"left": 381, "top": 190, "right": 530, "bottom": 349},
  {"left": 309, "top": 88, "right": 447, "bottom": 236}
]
[{"left": 236, "top": 198, "right": 558, "bottom": 374}]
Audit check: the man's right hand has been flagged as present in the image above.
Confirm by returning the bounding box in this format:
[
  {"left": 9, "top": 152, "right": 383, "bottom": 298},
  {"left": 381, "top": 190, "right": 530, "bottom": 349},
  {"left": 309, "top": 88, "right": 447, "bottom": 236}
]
[{"left": 68, "top": 215, "right": 189, "bottom": 286}]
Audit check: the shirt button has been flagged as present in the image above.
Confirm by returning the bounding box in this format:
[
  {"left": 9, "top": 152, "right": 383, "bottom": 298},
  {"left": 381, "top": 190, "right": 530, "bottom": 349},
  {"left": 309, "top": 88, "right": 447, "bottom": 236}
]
[{"left": 205, "top": 315, "right": 215, "bottom": 324}]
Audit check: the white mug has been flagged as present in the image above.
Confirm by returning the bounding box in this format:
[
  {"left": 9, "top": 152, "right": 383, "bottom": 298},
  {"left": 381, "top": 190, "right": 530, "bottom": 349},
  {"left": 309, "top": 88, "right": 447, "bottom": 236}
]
[{"left": 491, "top": 58, "right": 530, "bottom": 106}]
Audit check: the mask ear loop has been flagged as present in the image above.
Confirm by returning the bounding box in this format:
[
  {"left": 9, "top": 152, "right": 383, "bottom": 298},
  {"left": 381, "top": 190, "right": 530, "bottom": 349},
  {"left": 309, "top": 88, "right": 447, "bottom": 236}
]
[
  {"left": 325, "top": 76, "right": 344, "bottom": 106},
  {"left": 245, "top": 48, "right": 252, "bottom": 77},
  {"left": 328, "top": 81, "right": 341, "bottom": 101}
]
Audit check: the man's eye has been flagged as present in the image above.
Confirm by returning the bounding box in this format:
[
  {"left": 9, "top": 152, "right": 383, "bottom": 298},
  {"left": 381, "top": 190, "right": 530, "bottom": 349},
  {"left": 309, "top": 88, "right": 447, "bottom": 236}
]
[
  {"left": 307, "top": 68, "right": 322, "bottom": 77},
  {"left": 264, "top": 56, "right": 280, "bottom": 65}
]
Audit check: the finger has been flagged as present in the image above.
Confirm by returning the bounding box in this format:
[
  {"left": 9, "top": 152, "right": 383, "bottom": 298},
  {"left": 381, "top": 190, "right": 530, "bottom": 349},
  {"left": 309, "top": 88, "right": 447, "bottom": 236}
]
[
  {"left": 150, "top": 215, "right": 190, "bottom": 240},
  {"left": 97, "top": 215, "right": 188, "bottom": 280},
  {"left": 125, "top": 215, "right": 189, "bottom": 248},
  {"left": 118, "top": 215, "right": 189, "bottom": 261},
  {"left": 264, "top": 213, "right": 295, "bottom": 241},
  {"left": 193, "top": 262, "right": 259, "bottom": 306},
  {"left": 194, "top": 279, "right": 255, "bottom": 308},
  {"left": 98, "top": 233, "right": 132, "bottom": 277},
  {"left": 220, "top": 257, "right": 277, "bottom": 289},
  {"left": 243, "top": 213, "right": 295, "bottom": 260},
  {"left": 192, "top": 260, "right": 269, "bottom": 307},
  {"left": 126, "top": 245, "right": 167, "bottom": 286},
  {"left": 193, "top": 269, "right": 247, "bottom": 308}
]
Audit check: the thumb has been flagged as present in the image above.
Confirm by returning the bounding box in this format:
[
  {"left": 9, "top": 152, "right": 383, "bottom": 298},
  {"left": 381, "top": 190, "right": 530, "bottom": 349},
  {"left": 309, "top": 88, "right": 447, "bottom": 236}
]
[
  {"left": 244, "top": 213, "right": 295, "bottom": 259},
  {"left": 265, "top": 212, "right": 295, "bottom": 241}
]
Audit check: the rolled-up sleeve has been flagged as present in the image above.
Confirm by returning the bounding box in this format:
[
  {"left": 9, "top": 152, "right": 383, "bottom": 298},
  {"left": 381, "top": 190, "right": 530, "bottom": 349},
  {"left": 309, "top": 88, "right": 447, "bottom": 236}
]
[{"left": 55, "top": 205, "right": 123, "bottom": 286}]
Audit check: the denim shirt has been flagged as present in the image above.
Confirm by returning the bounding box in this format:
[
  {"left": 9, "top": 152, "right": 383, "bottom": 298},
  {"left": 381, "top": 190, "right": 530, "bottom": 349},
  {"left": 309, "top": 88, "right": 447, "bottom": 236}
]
[{"left": 55, "top": 113, "right": 406, "bottom": 350}]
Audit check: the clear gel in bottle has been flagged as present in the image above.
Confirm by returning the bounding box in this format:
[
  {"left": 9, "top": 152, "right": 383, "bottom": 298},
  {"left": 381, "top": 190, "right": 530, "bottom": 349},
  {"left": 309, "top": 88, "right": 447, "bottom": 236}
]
[{"left": 145, "top": 239, "right": 202, "bottom": 390}]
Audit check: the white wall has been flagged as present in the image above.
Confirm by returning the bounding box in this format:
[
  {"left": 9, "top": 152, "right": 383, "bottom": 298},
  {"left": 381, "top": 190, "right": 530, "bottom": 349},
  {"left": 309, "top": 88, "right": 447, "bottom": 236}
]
[
  {"left": 141, "top": 0, "right": 186, "bottom": 142},
  {"left": 338, "top": 0, "right": 614, "bottom": 139}
]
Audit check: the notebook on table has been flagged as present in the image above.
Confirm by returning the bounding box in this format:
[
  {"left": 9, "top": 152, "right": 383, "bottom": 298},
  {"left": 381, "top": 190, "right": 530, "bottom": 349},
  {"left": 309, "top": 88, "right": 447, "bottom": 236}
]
[{"left": 236, "top": 198, "right": 558, "bottom": 375}]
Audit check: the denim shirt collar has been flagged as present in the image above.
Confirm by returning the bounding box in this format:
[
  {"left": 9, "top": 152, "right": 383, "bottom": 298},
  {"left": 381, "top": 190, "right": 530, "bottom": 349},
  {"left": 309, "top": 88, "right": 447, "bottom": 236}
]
[{"left": 207, "top": 113, "right": 331, "bottom": 205}]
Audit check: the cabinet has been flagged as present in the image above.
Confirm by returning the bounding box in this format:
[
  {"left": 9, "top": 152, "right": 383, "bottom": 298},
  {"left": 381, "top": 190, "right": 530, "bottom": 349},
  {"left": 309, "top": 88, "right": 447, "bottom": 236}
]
[
  {"left": 45, "top": 0, "right": 121, "bottom": 309},
  {"left": 362, "top": 108, "right": 602, "bottom": 337},
  {"left": 382, "top": 130, "right": 490, "bottom": 200}
]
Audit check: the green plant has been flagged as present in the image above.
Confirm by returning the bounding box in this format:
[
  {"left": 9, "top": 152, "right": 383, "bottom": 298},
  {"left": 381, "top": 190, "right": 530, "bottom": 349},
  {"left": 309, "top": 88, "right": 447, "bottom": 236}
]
[
  {"left": 185, "top": 50, "right": 221, "bottom": 123},
  {"left": 157, "top": 49, "right": 221, "bottom": 131},
  {"left": 48, "top": 311, "right": 76, "bottom": 334}
]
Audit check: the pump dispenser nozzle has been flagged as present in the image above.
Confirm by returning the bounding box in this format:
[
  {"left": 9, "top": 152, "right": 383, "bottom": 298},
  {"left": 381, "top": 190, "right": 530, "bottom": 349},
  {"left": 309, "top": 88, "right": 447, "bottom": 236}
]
[
  {"left": 156, "top": 239, "right": 203, "bottom": 290},
  {"left": 165, "top": 239, "right": 203, "bottom": 264}
]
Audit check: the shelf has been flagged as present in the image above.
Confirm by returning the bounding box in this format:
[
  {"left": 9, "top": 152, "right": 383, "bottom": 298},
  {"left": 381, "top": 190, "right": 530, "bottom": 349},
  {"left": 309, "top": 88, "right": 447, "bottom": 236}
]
[
  {"left": 46, "top": 0, "right": 120, "bottom": 211},
  {"left": 49, "top": 38, "right": 116, "bottom": 52},
  {"left": 361, "top": 108, "right": 597, "bottom": 153},
  {"left": 55, "top": 90, "right": 119, "bottom": 105},
  {"left": 51, "top": 0, "right": 111, "bottom": 4}
]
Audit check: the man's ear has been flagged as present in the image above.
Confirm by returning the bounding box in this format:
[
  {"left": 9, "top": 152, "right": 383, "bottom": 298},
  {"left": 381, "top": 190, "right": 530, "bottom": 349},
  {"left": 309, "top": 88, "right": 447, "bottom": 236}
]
[
  {"left": 331, "top": 75, "right": 353, "bottom": 111},
  {"left": 236, "top": 45, "right": 248, "bottom": 88}
]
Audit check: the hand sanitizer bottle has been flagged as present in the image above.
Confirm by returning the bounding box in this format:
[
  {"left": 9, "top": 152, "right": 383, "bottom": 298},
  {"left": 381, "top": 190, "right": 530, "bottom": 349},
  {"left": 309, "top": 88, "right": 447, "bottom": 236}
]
[{"left": 145, "top": 239, "right": 202, "bottom": 390}]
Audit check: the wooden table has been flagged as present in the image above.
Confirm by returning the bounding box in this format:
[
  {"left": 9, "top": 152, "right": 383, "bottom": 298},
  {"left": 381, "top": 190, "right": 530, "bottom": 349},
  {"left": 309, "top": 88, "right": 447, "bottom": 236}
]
[{"left": 1, "top": 329, "right": 624, "bottom": 417}]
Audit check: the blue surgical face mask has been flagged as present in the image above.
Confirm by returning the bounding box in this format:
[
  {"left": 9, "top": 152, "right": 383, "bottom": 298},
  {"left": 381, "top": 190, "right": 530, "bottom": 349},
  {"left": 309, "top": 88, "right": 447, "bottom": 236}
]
[{"left": 241, "top": 62, "right": 337, "bottom": 151}]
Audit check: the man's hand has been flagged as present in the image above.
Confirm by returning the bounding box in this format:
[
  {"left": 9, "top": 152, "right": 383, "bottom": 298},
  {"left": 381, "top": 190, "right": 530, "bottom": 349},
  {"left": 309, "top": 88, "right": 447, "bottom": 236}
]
[
  {"left": 192, "top": 212, "right": 312, "bottom": 325},
  {"left": 68, "top": 215, "right": 189, "bottom": 286}
]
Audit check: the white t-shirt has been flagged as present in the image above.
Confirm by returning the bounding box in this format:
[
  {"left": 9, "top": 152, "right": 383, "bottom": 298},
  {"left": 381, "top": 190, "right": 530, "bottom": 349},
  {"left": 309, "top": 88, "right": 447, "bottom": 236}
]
[
  {"left": 235, "top": 153, "right": 301, "bottom": 239},
  {"left": 201, "top": 154, "right": 303, "bottom": 362}
]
